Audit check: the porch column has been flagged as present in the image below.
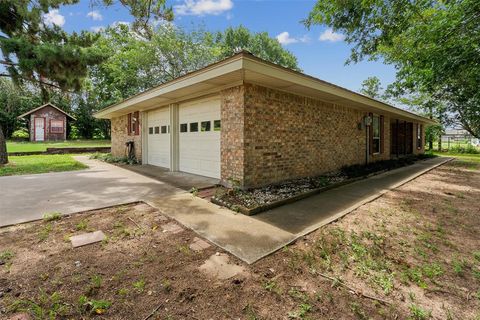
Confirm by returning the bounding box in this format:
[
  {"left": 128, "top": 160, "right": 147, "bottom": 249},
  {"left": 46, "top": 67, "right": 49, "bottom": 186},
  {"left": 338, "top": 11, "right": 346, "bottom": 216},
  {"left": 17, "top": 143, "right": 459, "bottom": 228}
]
[
  {"left": 141, "top": 111, "right": 148, "bottom": 165},
  {"left": 169, "top": 103, "right": 179, "bottom": 171}
]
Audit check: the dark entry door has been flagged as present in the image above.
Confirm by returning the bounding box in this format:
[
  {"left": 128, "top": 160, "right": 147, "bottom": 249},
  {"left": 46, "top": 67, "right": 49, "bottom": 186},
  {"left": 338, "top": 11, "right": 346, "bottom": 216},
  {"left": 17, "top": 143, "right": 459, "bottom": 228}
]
[{"left": 391, "top": 120, "right": 413, "bottom": 156}]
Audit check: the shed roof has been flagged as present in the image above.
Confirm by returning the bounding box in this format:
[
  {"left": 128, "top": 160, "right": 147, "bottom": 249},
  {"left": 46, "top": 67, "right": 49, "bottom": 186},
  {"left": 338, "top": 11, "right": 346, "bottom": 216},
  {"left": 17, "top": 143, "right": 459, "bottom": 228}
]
[
  {"left": 18, "top": 103, "right": 76, "bottom": 120},
  {"left": 94, "top": 51, "right": 435, "bottom": 125}
]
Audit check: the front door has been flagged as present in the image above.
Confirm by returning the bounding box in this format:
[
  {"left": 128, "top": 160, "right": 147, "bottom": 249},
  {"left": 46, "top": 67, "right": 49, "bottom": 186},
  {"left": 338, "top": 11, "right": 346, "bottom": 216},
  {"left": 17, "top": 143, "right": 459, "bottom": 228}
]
[{"left": 34, "top": 117, "right": 45, "bottom": 141}]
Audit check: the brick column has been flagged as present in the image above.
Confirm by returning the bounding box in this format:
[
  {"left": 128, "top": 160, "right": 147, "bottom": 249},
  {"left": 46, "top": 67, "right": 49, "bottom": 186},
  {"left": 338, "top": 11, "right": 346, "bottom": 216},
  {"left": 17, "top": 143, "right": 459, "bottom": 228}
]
[{"left": 220, "top": 85, "right": 246, "bottom": 187}]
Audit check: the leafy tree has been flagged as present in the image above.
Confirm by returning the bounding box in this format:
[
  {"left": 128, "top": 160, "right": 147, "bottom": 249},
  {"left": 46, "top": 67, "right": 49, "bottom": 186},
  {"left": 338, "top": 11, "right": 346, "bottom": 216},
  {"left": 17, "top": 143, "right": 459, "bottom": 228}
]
[
  {"left": 89, "top": 23, "right": 219, "bottom": 104},
  {"left": 359, "top": 76, "right": 383, "bottom": 100},
  {"left": 305, "top": 0, "right": 480, "bottom": 138},
  {"left": 215, "top": 26, "right": 300, "bottom": 71},
  {"left": 398, "top": 92, "right": 448, "bottom": 150},
  {"left": 89, "top": 24, "right": 300, "bottom": 107}
]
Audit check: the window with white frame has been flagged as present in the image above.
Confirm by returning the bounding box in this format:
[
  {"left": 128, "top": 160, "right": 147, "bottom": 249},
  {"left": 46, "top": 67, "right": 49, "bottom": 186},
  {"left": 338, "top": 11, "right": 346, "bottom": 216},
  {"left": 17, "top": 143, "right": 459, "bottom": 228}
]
[{"left": 417, "top": 124, "right": 423, "bottom": 148}]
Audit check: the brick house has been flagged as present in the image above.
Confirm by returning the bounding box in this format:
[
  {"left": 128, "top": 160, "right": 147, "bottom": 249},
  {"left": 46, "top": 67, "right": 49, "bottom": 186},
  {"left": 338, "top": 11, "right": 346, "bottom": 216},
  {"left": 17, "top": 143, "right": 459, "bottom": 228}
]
[
  {"left": 18, "top": 103, "right": 75, "bottom": 142},
  {"left": 94, "top": 51, "right": 434, "bottom": 188}
]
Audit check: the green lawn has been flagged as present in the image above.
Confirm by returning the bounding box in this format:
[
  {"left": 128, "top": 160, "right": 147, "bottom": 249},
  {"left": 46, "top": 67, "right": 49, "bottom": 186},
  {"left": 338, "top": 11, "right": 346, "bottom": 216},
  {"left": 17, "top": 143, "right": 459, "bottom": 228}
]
[
  {"left": 6, "top": 139, "right": 111, "bottom": 153},
  {"left": 433, "top": 151, "right": 480, "bottom": 163},
  {"left": 0, "top": 155, "right": 88, "bottom": 176}
]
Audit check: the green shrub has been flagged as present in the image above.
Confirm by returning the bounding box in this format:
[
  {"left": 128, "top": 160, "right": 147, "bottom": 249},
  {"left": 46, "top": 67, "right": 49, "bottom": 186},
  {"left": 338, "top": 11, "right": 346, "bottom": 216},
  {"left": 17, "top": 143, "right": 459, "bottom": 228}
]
[
  {"left": 11, "top": 129, "right": 29, "bottom": 140},
  {"left": 68, "top": 125, "right": 80, "bottom": 140},
  {"left": 90, "top": 153, "right": 138, "bottom": 165},
  {"left": 449, "top": 144, "right": 480, "bottom": 154},
  {"left": 43, "top": 212, "right": 62, "bottom": 222},
  {"left": 340, "top": 154, "right": 436, "bottom": 179}
]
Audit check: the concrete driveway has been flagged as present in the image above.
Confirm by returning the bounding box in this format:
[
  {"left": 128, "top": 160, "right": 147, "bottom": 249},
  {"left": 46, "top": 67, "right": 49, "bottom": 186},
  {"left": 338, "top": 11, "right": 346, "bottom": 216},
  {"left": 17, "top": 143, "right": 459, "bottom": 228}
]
[{"left": 0, "top": 156, "right": 182, "bottom": 226}]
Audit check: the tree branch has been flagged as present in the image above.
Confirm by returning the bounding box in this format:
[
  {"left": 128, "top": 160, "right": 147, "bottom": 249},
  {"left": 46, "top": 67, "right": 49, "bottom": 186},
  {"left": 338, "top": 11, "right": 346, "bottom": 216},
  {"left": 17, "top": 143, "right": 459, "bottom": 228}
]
[
  {"left": 0, "top": 60, "right": 17, "bottom": 66},
  {"left": 0, "top": 73, "right": 67, "bottom": 91}
]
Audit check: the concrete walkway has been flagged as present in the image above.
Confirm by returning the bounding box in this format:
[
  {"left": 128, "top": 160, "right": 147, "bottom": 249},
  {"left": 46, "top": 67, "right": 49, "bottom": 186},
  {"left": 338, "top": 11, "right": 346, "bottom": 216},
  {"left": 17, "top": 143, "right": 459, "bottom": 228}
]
[
  {"left": 152, "top": 156, "right": 450, "bottom": 263},
  {"left": 253, "top": 156, "right": 451, "bottom": 236}
]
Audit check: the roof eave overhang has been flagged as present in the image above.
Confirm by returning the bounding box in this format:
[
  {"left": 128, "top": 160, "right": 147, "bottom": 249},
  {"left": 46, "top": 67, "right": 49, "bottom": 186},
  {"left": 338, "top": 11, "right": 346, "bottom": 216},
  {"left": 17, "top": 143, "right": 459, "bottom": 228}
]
[
  {"left": 17, "top": 103, "right": 77, "bottom": 121},
  {"left": 94, "top": 53, "right": 436, "bottom": 125},
  {"left": 94, "top": 56, "right": 245, "bottom": 119},
  {"left": 242, "top": 58, "right": 436, "bottom": 125}
]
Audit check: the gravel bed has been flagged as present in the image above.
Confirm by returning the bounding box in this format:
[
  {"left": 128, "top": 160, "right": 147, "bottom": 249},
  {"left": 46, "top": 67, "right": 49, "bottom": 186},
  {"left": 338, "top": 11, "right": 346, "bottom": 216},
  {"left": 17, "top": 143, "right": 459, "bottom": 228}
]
[{"left": 213, "top": 172, "right": 347, "bottom": 209}]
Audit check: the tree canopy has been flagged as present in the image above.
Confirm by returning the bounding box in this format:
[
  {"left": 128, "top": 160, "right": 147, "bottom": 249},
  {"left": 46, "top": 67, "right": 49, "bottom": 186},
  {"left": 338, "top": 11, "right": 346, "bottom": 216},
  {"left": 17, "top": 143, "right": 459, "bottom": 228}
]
[
  {"left": 89, "top": 24, "right": 299, "bottom": 107},
  {"left": 306, "top": 0, "right": 480, "bottom": 138},
  {"left": 215, "top": 26, "right": 299, "bottom": 71},
  {"left": 0, "top": 8, "right": 299, "bottom": 163}
]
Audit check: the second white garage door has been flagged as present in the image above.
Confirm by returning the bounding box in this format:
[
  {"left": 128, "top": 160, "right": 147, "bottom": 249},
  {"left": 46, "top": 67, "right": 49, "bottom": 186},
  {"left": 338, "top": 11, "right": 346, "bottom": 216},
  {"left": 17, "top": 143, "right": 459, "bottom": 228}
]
[
  {"left": 147, "top": 107, "right": 170, "bottom": 168},
  {"left": 179, "top": 98, "right": 221, "bottom": 178}
]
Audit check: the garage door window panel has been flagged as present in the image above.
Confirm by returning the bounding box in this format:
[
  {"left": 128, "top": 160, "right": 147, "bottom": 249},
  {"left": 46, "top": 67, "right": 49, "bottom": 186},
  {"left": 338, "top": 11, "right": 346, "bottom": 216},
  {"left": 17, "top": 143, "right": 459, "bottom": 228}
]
[
  {"left": 213, "top": 120, "right": 221, "bottom": 131},
  {"left": 201, "top": 121, "right": 211, "bottom": 132},
  {"left": 190, "top": 122, "right": 199, "bottom": 132},
  {"left": 154, "top": 126, "right": 160, "bottom": 134},
  {"left": 180, "top": 123, "right": 187, "bottom": 133},
  {"left": 149, "top": 127, "right": 153, "bottom": 134},
  {"left": 161, "top": 125, "right": 167, "bottom": 134}
]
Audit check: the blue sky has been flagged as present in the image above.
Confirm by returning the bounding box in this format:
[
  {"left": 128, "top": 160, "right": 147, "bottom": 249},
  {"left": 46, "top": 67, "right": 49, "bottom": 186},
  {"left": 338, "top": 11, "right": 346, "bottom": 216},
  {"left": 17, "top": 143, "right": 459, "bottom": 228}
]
[{"left": 46, "top": 0, "right": 397, "bottom": 93}]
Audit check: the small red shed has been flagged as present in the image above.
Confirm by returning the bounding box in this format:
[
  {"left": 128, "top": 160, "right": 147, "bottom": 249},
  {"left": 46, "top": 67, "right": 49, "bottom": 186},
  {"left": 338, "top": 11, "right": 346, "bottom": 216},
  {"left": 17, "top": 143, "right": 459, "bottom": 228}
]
[{"left": 18, "top": 103, "right": 76, "bottom": 142}]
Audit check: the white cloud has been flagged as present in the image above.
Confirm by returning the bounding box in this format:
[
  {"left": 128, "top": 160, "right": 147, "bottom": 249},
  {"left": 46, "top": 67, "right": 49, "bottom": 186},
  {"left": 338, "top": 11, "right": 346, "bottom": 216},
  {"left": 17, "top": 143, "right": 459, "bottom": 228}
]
[
  {"left": 175, "top": 0, "right": 233, "bottom": 16},
  {"left": 90, "top": 26, "right": 105, "bottom": 33},
  {"left": 87, "top": 10, "right": 103, "bottom": 21},
  {"left": 276, "top": 32, "right": 310, "bottom": 45},
  {"left": 319, "top": 28, "right": 345, "bottom": 42},
  {"left": 42, "top": 9, "right": 65, "bottom": 27}
]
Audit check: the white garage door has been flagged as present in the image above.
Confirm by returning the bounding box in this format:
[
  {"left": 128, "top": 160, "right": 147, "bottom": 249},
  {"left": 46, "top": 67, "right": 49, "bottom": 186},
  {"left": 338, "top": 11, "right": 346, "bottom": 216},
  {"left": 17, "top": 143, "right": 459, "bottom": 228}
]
[
  {"left": 147, "top": 107, "right": 170, "bottom": 168},
  {"left": 179, "top": 98, "right": 221, "bottom": 178}
]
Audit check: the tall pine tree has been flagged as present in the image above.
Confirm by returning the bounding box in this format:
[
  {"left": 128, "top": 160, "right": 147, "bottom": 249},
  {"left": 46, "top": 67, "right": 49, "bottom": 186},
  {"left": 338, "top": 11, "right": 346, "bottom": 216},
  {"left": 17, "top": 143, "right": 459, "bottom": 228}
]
[{"left": 0, "top": 0, "right": 172, "bottom": 164}]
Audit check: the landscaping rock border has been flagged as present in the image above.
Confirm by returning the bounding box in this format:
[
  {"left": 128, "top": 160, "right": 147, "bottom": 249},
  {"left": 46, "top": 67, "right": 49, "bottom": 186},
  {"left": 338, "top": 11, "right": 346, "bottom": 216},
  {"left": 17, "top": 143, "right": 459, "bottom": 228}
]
[{"left": 211, "top": 175, "right": 369, "bottom": 216}]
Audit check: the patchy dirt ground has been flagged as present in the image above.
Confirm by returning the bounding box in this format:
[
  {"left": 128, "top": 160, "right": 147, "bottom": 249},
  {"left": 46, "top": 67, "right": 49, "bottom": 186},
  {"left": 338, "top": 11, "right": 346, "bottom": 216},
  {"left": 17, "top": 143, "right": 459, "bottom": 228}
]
[{"left": 0, "top": 159, "right": 479, "bottom": 319}]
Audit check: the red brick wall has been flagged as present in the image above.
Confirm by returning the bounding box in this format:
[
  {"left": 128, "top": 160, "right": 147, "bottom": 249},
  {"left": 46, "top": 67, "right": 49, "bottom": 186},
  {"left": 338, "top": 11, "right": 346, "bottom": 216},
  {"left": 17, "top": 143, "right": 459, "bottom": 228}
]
[
  {"left": 29, "top": 106, "right": 67, "bottom": 141},
  {"left": 220, "top": 86, "right": 246, "bottom": 186},
  {"left": 111, "top": 113, "right": 142, "bottom": 161},
  {"left": 221, "top": 83, "right": 395, "bottom": 188}
]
